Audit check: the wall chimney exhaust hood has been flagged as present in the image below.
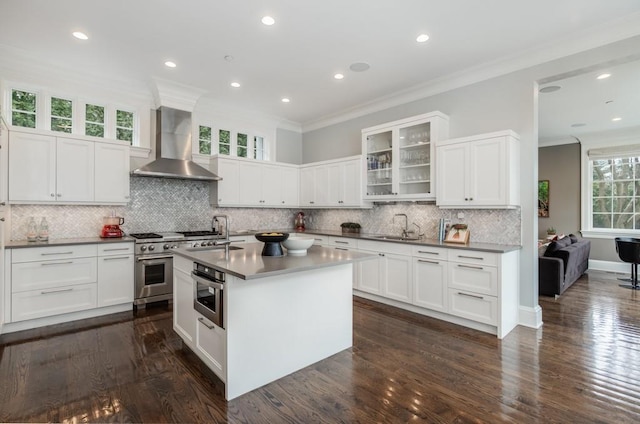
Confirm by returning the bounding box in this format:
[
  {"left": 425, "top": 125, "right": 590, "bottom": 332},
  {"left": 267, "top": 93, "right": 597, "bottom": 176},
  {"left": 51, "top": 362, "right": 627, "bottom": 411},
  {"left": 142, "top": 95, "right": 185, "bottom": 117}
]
[{"left": 132, "top": 77, "right": 221, "bottom": 181}]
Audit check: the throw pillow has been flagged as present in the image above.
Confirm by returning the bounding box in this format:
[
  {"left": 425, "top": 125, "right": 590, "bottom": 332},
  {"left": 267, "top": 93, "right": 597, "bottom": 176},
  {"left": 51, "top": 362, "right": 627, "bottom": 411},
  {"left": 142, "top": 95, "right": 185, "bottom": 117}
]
[
  {"left": 569, "top": 234, "right": 579, "bottom": 243},
  {"left": 544, "top": 237, "right": 572, "bottom": 257}
]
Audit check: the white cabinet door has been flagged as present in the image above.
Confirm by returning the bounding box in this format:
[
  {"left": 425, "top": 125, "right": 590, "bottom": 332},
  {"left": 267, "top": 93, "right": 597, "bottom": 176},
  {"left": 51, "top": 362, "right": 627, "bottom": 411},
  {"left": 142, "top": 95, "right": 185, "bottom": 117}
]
[
  {"left": 467, "top": 137, "right": 506, "bottom": 206},
  {"left": 342, "top": 159, "right": 362, "bottom": 206},
  {"left": 327, "top": 162, "right": 343, "bottom": 206},
  {"left": 382, "top": 253, "right": 412, "bottom": 303},
  {"left": 281, "top": 167, "right": 299, "bottom": 207},
  {"left": 196, "top": 312, "right": 226, "bottom": 379},
  {"left": 436, "top": 142, "right": 467, "bottom": 206},
  {"left": 174, "top": 268, "right": 197, "bottom": 345},
  {"left": 0, "top": 123, "right": 7, "bottom": 208},
  {"left": 261, "top": 164, "right": 281, "bottom": 206},
  {"left": 299, "top": 167, "right": 316, "bottom": 206},
  {"left": 97, "top": 254, "right": 133, "bottom": 307},
  {"left": 95, "top": 142, "right": 130, "bottom": 203},
  {"left": 8, "top": 132, "right": 56, "bottom": 202},
  {"left": 238, "top": 162, "right": 262, "bottom": 205},
  {"left": 214, "top": 158, "right": 240, "bottom": 205},
  {"left": 56, "top": 137, "right": 95, "bottom": 202},
  {"left": 357, "top": 254, "right": 382, "bottom": 294},
  {"left": 413, "top": 257, "right": 447, "bottom": 312},
  {"left": 314, "top": 166, "right": 330, "bottom": 205}
]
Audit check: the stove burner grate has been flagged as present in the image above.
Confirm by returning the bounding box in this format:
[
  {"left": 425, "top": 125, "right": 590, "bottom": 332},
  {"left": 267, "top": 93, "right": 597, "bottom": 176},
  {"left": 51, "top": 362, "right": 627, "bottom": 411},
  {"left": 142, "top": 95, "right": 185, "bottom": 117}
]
[
  {"left": 129, "top": 233, "right": 163, "bottom": 239},
  {"left": 178, "top": 230, "right": 220, "bottom": 237}
]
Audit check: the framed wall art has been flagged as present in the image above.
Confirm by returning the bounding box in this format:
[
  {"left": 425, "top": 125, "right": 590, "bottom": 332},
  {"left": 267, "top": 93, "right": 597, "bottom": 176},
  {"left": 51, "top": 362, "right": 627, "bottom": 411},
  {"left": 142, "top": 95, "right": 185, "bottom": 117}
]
[{"left": 538, "top": 180, "right": 549, "bottom": 217}]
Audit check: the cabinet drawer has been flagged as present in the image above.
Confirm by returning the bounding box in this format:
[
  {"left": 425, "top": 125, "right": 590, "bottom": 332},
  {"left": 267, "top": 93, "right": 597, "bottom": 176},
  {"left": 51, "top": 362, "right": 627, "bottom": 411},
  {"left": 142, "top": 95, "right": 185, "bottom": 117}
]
[
  {"left": 309, "top": 235, "right": 329, "bottom": 246},
  {"left": 12, "top": 244, "right": 97, "bottom": 263},
  {"left": 98, "top": 242, "right": 134, "bottom": 256},
  {"left": 448, "top": 261, "right": 498, "bottom": 296},
  {"left": 447, "top": 249, "right": 498, "bottom": 267},
  {"left": 448, "top": 289, "right": 497, "bottom": 326},
  {"left": 358, "top": 239, "right": 412, "bottom": 255},
  {"left": 328, "top": 236, "right": 358, "bottom": 249},
  {"left": 196, "top": 314, "right": 226, "bottom": 380},
  {"left": 412, "top": 245, "right": 448, "bottom": 259},
  {"left": 12, "top": 282, "right": 98, "bottom": 322},
  {"left": 12, "top": 257, "right": 98, "bottom": 293}
]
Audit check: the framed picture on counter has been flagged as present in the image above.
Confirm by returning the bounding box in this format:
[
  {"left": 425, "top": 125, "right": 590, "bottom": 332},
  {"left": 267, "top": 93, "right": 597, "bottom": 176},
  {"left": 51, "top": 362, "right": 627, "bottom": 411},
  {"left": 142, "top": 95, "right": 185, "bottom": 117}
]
[{"left": 445, "top": 224, "right": 469, "bottom": 244}]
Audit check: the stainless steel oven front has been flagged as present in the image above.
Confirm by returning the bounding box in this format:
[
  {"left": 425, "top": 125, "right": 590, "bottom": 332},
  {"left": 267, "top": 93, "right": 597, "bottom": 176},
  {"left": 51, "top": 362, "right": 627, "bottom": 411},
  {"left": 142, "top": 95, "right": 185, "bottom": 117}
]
[
  {"left": 192, "top": 262, "right": 224, "bottom": 328},
  {"left": 134, "top": 254, "right": 174, "bottom": 305}
]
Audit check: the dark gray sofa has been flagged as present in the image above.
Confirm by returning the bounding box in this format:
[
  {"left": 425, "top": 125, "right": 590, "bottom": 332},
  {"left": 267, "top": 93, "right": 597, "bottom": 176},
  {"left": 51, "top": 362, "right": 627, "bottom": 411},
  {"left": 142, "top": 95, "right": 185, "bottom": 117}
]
[{"left": 539, "top": 234, "right": 591, "bottom": 296}]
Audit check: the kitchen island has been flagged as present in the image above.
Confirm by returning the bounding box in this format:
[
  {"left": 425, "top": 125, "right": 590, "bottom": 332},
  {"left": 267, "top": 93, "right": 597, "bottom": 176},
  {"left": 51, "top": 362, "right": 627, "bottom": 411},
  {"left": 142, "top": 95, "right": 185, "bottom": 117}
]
[{"left": 172, "top": 242, "right": 374, "bottom": 400}]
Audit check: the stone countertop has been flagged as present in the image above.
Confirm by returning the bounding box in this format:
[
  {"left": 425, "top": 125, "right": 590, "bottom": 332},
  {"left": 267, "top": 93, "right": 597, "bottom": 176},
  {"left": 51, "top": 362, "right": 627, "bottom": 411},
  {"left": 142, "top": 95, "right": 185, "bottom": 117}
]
[
  {"left": 5, "top": 236, "right": 135, "bottom": 249},
  {"left": 173, "top": 242, "right": 375, "bottom": 280},
  {"left": 230, "top": 229, "right": 521, "bottom": 254}
]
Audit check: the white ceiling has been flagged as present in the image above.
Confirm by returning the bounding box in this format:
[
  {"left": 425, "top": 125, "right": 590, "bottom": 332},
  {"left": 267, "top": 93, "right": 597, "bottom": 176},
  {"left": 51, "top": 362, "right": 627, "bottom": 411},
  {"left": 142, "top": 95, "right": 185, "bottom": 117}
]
[{"left": 1, "top": 0, "right": 640, "bottom": 132}]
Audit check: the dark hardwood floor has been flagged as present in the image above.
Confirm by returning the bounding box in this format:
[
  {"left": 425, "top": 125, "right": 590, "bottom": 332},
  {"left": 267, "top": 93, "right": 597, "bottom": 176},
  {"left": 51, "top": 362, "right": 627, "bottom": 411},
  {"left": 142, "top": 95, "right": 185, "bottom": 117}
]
[{"left": 2, "top": 270, "right": 640, "bottom": 423}]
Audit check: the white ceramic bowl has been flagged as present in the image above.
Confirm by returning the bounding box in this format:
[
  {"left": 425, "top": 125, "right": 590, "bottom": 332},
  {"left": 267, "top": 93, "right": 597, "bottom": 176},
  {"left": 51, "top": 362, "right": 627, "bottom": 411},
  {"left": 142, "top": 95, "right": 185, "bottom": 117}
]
[{"left": 282, "top": 235, "right": 315, "bottom": 255}]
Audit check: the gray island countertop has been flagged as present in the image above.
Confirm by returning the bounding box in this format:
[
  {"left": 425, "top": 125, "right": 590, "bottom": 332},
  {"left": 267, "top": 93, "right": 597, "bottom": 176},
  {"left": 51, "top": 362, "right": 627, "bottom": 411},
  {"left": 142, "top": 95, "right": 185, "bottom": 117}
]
[{"left": 173, "top": 242, "right": 374, "bottom": 280}]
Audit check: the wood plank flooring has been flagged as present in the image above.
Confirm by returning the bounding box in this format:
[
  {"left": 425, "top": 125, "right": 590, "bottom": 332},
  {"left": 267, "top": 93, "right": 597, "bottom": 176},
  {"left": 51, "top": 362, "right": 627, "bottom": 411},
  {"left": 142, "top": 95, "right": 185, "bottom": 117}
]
[{"left": 1, "top": 270, "right": 640, "bottom": 423}]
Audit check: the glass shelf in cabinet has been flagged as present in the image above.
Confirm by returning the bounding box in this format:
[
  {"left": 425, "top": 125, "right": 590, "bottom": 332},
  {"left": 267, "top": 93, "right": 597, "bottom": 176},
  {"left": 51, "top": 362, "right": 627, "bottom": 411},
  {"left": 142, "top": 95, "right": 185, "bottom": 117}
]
[
  {"left": 368, "top": 147, "right": 392, "bottom": 154},
  {"left": 399, "top": 141, "right": 430, "bottom": 149}
]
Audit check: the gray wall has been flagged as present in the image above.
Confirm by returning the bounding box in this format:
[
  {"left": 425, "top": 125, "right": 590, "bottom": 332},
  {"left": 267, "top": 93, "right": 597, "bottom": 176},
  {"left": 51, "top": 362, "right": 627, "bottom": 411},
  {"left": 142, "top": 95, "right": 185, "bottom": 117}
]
[
  {"left": 276, "top": 128, "right": 303, "bottom": 165},
  {"left": 300, "top": 34, "right": 640, "bottom": 313},
  {"left": 538, "top": 143, "right": 581, "bottom": 238}
]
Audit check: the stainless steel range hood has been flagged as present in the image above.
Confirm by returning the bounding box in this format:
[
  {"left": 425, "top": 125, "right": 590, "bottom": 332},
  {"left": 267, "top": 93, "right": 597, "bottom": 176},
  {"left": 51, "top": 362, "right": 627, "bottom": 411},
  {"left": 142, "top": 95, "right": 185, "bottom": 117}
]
[{"left": 131, "top": 106, "right": 221, "bottom": 181}]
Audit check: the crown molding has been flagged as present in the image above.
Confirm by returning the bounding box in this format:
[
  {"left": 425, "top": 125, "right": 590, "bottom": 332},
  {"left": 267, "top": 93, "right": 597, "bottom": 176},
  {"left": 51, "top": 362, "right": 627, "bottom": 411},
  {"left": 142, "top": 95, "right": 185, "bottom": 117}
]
[
  {"left": 150, "top": 77, "right": 208, "bottom": 112},
  {"left": 301, "top": 12, "right": 640, "bottom": 133}
]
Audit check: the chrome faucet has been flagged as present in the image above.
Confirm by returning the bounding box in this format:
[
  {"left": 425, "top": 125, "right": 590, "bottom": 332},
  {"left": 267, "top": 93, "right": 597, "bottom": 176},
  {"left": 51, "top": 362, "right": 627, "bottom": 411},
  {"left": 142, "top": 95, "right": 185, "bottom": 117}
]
[
  {"left": 212, "top": 215, "right": 232, "bottom": 259},
  {"left": 393, "top": 213, "right": 412, "bottom": 238}
]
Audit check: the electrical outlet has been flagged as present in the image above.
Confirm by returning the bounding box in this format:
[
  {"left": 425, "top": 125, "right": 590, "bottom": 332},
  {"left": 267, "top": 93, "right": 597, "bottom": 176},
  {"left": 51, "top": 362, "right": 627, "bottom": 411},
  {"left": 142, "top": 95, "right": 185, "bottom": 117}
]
[{"left": 457, "top": 212, "right": 465, "bottom": 220}]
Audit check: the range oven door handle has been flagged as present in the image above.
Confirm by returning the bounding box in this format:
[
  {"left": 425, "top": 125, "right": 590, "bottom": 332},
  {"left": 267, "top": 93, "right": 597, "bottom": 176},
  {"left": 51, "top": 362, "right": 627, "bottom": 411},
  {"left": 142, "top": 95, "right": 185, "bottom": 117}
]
[
  {"left": 136, "top": 255, "right": 173, "bottom": 262},
  {"left": 191, "top": 271, "right": 224, "bottom": 290}
]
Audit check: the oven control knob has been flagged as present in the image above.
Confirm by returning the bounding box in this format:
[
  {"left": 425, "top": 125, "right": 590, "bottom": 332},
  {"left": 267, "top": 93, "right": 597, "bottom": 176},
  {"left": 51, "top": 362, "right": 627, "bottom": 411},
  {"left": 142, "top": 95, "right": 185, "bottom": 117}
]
[
  {"left": 140, "top": 245, "right": 147, "bottom": 251},
  {"left": 163, "top": 244, "right": 170, "bottom": 250},
  {"left": 193, "top": 242, "right": 200, "bottom": 247},
  {"left": 148, "top": 245, "right": 155, "bottom": 251},
  {"left": 205, "top": 241, "right": 212, "bottom": 246},
  {"left": 171, "top": 244, "right": 178, "bottom": 249}
]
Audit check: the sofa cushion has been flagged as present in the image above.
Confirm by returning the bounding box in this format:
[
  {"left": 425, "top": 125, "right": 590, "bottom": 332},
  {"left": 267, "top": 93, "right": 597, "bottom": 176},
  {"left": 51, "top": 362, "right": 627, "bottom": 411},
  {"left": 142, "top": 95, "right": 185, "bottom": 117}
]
[
  {"left": 569, "top": 234, "right": 579, "bottom": 243},
  {"left": 544, "top": 237, "right": 572, "bottom": 256}
]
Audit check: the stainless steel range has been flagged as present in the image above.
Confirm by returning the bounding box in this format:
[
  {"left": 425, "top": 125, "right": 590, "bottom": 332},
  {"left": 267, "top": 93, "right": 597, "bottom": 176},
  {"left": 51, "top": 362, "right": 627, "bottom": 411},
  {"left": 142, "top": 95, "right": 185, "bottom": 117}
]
[{"left": 130, "top": 230, "right": 224, "bottom": 306}]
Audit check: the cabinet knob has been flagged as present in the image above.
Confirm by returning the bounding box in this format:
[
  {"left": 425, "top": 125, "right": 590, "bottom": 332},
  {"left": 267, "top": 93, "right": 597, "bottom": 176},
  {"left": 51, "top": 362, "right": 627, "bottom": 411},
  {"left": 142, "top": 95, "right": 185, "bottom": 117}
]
[
  {"left": 282, "top": 201, "right": 285, "bottom": 204},
  {"left": 0, "top": 217, "right": 5, "bottom": 222},
  {"left": 50, "top": 193, "right": 55, "bottom": 197},
  {"left": 219, "top": 198, "right": 222, "bottom": 201},
  {"left": 469, "top": 197, "right": 473, "bottom": 201},
  {"left": 57, "top": 193, "right": 62, "bottom": 197},
  {"left": 0, "top": 202, "right": 5, "bottom": 206},
  {"left": 464, "top": 198, "right": 468, "bottom": 201}
]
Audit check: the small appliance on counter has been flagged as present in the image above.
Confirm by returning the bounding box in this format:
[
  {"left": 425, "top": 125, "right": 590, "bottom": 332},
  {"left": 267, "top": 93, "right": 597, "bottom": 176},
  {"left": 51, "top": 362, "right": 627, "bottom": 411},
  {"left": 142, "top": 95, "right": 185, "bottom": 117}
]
[
  {"left": 255, "top": 232, "right": 289, "bottom": 256},
  {"left": 101, "top": 214, "right": 125, "bottom": 238},
  {"left": 294, "top": 212, "right": 306, "bottom": 231}
]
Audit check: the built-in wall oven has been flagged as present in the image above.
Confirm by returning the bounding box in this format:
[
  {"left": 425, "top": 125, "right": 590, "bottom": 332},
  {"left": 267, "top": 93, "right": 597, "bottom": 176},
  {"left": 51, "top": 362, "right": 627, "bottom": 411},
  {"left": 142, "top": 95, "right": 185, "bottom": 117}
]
[{"left": 192, "top": 262, "right": 224, "bottom": 328}]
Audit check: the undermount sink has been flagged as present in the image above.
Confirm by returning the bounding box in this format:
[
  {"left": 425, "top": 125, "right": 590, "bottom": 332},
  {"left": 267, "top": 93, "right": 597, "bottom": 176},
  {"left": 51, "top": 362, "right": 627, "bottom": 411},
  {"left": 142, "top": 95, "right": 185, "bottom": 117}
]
[
  {"left": 185, "top": 245, "right": 243, "bottom": 252},
  {"left": 372, "top": 235, "right": 421, "bottom": 241}
]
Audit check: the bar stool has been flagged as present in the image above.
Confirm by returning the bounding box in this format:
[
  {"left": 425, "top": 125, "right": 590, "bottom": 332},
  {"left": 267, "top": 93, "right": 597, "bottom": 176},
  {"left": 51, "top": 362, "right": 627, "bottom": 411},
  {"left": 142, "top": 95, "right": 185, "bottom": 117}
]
[{"left": 615, "top": 237, "right": 640, "bottom": 290}]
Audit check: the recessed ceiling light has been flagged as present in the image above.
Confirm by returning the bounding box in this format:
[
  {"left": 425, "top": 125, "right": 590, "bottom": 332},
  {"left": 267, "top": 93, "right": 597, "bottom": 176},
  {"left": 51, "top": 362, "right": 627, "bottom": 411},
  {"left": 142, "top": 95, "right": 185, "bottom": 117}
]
[
  {"left": 349, "top": 62, "right": 370, "bottom": 72},
  {"left": 597, "top": 73, "right": 611, "bottom": 80},
  {"left": 72, "top": 31, "right": 88, "bottom": 40},
  {"left": 261, "top": 16, "right": 275, "bottom": 26},
  {"left": 571, "top": 123, "right": 587, "bottom": 128},
  {"left": 334, "top": 73, "right": 344, "bottom": 80},
  {"left": 612, "top": 117, "right": 622, "bottom": 122},
  {"left": 416, "top": 34, "right": 430, "bottom": 43},
  {"left": 281, "top": 98, "right": 290, "bottom": 103},
  {"left": 164, "top": 61, "right": 177, "bottom": 68},
  {"left": 230, "top": 82, "right": 241, "bottom": 88},
  {"left": 539, "top": 85, "right": 561, "bottom": 93}
]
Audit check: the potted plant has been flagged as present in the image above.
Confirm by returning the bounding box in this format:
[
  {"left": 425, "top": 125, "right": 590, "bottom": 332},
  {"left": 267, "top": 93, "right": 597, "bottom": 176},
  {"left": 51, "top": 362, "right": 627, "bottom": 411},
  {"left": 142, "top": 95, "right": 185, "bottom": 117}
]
[{"left": 340, "top": 222, "right": 361, "bottom": 234}]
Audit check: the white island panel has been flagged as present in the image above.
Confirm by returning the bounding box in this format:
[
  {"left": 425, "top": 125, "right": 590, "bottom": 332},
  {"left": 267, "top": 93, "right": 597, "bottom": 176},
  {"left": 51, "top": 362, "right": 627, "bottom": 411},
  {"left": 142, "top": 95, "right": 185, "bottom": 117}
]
[{"left": 225, "top": 263, "right": 353, "bottom": 400}]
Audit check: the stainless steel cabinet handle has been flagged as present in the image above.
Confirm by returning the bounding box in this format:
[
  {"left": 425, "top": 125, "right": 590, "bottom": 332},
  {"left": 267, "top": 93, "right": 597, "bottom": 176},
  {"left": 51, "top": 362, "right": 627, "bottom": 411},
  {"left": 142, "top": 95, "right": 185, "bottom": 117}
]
[
  {"left": 458, "top": 264, "right": 484, "bottom": 270},
  {"left": 103, "top": 247, "right": 130, "bottom": 252},
  {"left": 0, "top": 201, "right": 5, "bottom": 206},
  {"left": 418, "top": 259, "right": 439, "bottom": 264},
  {"left": 335, "top": 241, "right": 349, "bottom": 244},
  {"left": 41, "top": 251, "right": 73, "bottom": 256},
  {"left": 335, "top": 247, "right": 349, "bottom": 251},
  {"left": 378, "top": 253, "right": 385, "bottom": 257},
  {"left": 458, "top": 255, "right": 483, "bottom": 260},
  {"left": 103, "top": 256, "right": 130, "bottom": 261},
  {"left": 0, "top": 217, "right": 4, "bottom": 222},
  {"left": 41, "top": 261, "right": 73, "bottom": 266},
  {"left": 417, "top": 251, "right": 439, "bottom": 255},
  {"left": 41, "top": 288, "right": 73, "bottom": 295},
  {"left": 198, "top": 317, "right": 216, "bottom": 330},
  {"left": 458, "top": 292, "right": 484, "bottom": 300},
  {"left": 137, "top": 255, "right": 173, "bottom": 262}
]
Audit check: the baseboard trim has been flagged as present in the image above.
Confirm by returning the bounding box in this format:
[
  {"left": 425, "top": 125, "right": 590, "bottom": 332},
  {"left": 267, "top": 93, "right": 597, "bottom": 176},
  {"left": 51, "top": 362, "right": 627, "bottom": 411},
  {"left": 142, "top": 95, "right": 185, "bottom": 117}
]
[
  {"left": 588, "top": 259, "right": 629, "bottom": 274},
  {"left": 519, "top": 305, "right": 543, "bottom": 329}
]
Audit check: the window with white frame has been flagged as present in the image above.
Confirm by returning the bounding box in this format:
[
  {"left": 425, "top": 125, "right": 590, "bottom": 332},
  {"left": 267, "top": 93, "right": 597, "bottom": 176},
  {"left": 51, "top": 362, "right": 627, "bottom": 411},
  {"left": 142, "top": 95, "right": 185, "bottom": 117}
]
[
  {"left": 254, "top": 135, "right": 265, "bottom": 159},
  {"left": 237, "top": 132, "right": 248, "bottom": 157},
  {"left": 116, "top": 109, "right": 134, "bottom": 144},
  {"left": 11, "top": 89, "right": 37, "bottom": 128},
  {"left": 219, "top": 129, "right": 231, "bottom": 155},
  {"left": 85, "top": 103, "right": 105, "bottom": 138},
  {"left": 587, "top": 146, "right": 640, "bottom": 232},
  {"left": 50, "top": 97, "right": 73, "bottom": 133},
  {"left": 199, "top": 125, "right": 212, "bottom": 154}
]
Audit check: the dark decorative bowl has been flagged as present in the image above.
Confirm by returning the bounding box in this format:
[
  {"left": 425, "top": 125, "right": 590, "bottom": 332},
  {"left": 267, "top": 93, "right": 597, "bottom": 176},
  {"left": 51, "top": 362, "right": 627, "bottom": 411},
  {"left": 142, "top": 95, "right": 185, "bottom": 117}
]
[{"left": 255, "top": 232, "right": 289, "bottom": 256}]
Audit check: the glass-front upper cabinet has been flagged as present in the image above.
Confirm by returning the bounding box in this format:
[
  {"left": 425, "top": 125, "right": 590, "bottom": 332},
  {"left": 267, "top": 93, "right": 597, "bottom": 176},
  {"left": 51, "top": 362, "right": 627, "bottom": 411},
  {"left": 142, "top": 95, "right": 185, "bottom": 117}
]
[{"left": 362, "top": 112, "right": 449, "bottom": 201}]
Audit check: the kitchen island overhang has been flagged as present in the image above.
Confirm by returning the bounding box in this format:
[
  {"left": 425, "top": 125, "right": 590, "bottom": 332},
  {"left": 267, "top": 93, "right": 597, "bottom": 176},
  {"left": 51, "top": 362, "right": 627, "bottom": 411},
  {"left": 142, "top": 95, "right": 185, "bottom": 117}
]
[{"left": 173, "top": 242, "right": 375, "bottom": 400}]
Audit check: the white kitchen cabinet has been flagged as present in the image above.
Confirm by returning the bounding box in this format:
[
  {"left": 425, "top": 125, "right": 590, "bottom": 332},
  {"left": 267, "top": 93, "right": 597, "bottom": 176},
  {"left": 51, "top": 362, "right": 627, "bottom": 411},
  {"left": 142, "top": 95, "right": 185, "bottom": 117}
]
[
  {"left": 174, "top": 265, "right": 197, "bottom": 345},
  {"left": 299, "top": 164, "right": 329, "bottom": 207},
  {"left": 97, "top": 243, "right": 134, "bottom": 307},
  {"left": 8, "top": 132, "right": 57, "bottom": 202},
  {"left": 356, "top": 239, "right": 412, "bottom": 303},
  {"left": 301, "top": 156, "right": 367, "bottom": 208},
  {"left": 211, "top": 156, "right": 299, "bottom": 208},
  {"left": 95, "top": 142, "right": 131, "bottom": 203},
  {"left": 12, "top": 283, "right": 98, "bottom": 322},
  {"left": 362, "top": 112, "right": 449, "bottom": 201},
  {"left": 412, "top": 246, "right": 448, "bottom": 313},
  {"left": 436, "top": 130, "right": 520, "bottom": 208},
  {"left": 56, "top": 137, "right": 95, "bottom": 201},
  {"left": 0, "top": 119, "right": 8, "bottom": 210},
  {"left": 196, "top": 312, "right": 226, "bottom": 379}
]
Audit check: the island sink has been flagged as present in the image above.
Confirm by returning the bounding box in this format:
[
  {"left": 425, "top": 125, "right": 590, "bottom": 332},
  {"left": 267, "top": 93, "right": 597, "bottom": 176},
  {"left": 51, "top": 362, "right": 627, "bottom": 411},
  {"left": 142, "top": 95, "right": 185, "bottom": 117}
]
[{"left": 373, "top": 235, "right": 421, "bottom": 241}]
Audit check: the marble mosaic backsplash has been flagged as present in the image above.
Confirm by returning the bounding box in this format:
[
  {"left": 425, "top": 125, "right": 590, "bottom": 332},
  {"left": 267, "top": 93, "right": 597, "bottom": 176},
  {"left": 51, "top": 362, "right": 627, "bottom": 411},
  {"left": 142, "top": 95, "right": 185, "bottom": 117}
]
[{"left": 10, "top": 177, "right": 521, "bottom": 246}]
